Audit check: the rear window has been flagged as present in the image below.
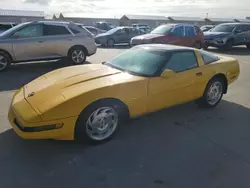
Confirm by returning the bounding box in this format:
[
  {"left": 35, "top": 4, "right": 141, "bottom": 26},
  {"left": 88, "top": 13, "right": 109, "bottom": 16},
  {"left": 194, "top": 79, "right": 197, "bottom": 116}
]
[{"left": 200, "top": 50, "right": 219, "bottom": 64}]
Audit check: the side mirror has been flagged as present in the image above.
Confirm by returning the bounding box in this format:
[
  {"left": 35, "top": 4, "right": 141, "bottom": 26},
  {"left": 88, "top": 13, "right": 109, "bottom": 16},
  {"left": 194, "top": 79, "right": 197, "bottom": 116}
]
[{"left": 161, "top": 69, "right": 176, "bottom": 78}]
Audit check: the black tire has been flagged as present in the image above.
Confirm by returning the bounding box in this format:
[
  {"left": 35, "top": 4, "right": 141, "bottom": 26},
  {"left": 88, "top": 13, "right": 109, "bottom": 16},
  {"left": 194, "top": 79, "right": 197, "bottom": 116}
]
[
  {"left": 196, "top": 78, "right": 224, "bottom": 108},
  {"left": 224, "top": 40, "right": 233, "bottom": 50},
  {"left": 203, "top": 44, "right": 208, "bottom": 50},
  {"left": 107, "top": 39, "right": 115, "bottom": 47},
  {"left": 194, "top": 42, "right": 202, "bottom": 49},
  {"left": 75, "top": 100, "right": 127, "bottom": 144},
  {"left": 68, "top": 46, "right": 87, "bottom": 65},
  {"left": 246, "top": 44, "right": 250, "bottom": 49},
  {"left": 0, "top": 51, "right": 11, "bottom": 72}
]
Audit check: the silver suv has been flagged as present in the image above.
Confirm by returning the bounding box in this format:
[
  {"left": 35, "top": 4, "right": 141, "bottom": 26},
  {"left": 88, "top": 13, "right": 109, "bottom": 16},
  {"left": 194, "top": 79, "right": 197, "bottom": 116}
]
[{"left": 0, "top": 21, "right": 97, "bottom": 71}]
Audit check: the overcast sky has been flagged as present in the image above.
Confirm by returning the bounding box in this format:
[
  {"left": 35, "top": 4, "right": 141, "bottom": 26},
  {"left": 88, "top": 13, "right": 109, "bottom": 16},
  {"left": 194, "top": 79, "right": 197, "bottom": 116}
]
[{"left": 0, "top": 0, "right": 249, "bottom": 18}]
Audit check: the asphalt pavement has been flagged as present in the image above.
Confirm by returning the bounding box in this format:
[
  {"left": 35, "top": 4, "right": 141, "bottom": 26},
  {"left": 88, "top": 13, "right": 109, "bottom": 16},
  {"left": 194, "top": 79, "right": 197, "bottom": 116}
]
[{"left": 0, "top": 46, "right": 250, "bottom": 188}]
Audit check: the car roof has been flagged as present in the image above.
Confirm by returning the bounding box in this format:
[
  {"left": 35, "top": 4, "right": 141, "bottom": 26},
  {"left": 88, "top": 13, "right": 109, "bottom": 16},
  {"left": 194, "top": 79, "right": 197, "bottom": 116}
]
[
  {"left": 133, "top": 44, "right": 195, "bottom": 52},
  {"left": 161, "top": 23, "right": 196, "bottom": 27},
  {"left": 219, "top": 23, "right": 250, "bottom": 26},
  {"left": 35, "top": 20, "right": 72, "bottom": 26}
]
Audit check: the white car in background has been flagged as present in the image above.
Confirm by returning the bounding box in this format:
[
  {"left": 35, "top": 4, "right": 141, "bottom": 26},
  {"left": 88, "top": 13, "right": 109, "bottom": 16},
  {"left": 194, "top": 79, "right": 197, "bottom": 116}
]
[{"left": 0, "top": 21, "right": 97, "bottom": 71}]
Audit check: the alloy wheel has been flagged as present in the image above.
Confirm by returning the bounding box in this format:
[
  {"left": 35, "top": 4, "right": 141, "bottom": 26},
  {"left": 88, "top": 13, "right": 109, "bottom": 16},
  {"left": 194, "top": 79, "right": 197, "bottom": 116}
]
[
  {"left": 0, "top": 55, "right": 8, "bottom": 71},
  {"left": 72, "top": 50, "right": 85, "bottom": 64},
  {"left": 207, "top": 81, "right": 223, "bottom": 105},
  {"left": 86, "top": 107, "right": 118, "bottom": 141}
]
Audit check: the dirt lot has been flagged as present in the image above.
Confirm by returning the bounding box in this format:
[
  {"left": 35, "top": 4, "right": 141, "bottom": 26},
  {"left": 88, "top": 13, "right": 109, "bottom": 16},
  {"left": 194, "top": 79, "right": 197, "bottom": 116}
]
[{"left": 0, "top": 46, "right": 250, "bottom": 188}]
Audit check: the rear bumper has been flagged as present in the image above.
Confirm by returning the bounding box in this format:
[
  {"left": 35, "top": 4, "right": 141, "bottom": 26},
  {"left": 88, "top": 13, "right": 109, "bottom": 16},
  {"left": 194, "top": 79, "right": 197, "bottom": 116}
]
[
  {"left": 86, "top": 41, "right": 97, "bottom": 56},
  {"left": 8, "top": 99, "right": 77, "bottom": 140}
]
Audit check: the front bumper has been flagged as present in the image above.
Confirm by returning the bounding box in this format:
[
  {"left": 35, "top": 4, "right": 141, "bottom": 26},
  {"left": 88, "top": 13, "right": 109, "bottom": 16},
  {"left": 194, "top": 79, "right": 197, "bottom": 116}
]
[
  {"left": 204, "top": 39, "right": 227, "bottom": 47},
  {"left": 8, "top": 90, "right": 78, "bottom": 140}
]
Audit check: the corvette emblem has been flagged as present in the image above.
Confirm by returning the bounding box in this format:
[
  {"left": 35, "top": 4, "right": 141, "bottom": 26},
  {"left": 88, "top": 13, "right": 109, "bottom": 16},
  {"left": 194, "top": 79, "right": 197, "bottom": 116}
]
[{"left": 28, "top": 92, "right": 35, "bottom": 97}]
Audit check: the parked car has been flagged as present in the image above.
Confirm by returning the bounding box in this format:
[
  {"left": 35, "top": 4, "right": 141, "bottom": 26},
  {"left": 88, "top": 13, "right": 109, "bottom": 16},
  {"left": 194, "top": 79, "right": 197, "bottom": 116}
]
[
  {"left": 84, "top": 26, "right": 106, "bottom": 36},
  {"left": 95, "top": 26, "right": 145, "bottom": 47},
  {"left": 200, "top": 25, "right": 215, "bottom": 32},
  {"left": 132, "top": 23, "right": 151, "bottom": 33},
  {"left": 94, "top": 21, "right": 115, "bottom": 31},
  {"left": 0, "top": 21, "right": 97, "bottom": 71},
  {"left": 0, "top": 22, "right": 16, "bottom": 34},
  {"left": 8, "top": 44, "right": 239, "bottom": 144},
  {"left": 76, "top": 23, "right": 106, "bottom": 36},
  {"left": 130, "top": 24, "right": 204, "bottom": 48},
  {"left": 204, "top": 23, "right": 250, "bottom": 49}
]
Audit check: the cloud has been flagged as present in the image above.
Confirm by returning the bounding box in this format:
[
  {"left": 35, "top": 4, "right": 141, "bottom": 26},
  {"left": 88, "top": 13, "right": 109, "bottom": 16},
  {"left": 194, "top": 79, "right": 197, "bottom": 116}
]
[{"left": 0, "top": 0, "right": 250, "bottom": 18}]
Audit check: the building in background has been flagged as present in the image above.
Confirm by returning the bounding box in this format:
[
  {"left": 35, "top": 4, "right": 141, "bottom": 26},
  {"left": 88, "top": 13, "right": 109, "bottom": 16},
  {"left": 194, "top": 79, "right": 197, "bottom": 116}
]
[
  {"left": 0, "top": 9, "right": 44, "bottom": 23},
  {"left": 168, "top": 16, "right": 205, "bottom": 26},
  {"left": 119, "top": 15, "right": 167, "bottom": 28},
  {"left": 56, "top": 13, "right": 119, "bottom": 26}
]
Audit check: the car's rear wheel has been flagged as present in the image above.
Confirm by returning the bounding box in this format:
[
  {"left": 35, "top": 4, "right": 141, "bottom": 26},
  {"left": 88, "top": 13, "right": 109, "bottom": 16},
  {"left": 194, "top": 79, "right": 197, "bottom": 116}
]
[
  {"left": 69, "top": 47, "right": 87, "bottom": 65},
  {"left": 196, "top": 78, "right": 224, "bottom": 108},
  {"left": 75, "top": 100, "right": 127, "bottom": 144},
  {"left": 107, "top": 39, "right": 115, "bottom": 47},
  {"left": 0, "top": 51, "right": 11, "bottom": 72},
  {"left": 194, "top": 42, "right": 202, "bottom": 49}
]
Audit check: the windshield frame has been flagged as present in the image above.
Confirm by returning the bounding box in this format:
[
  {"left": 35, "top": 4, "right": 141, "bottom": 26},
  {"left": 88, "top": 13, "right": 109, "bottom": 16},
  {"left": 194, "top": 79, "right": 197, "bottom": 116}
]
[
  {"left": 104, "top": 48, "right": 171, "bottom": 77},
  {"left": 150, "top": 24, "right": 174, "bottom": 35}
]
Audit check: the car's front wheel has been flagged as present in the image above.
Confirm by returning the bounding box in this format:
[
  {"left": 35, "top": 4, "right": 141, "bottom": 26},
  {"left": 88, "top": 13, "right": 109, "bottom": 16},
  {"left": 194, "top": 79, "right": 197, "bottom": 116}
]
[
  {"left": 196, "top": 78, "right": 224, "bottom": 108},
  {"left": 0, "top": 51, "right": 11, "bottom": 72},
  {"left": 69, "top": 47, "right": 87, "bottom": 65},
  {"left": 107, "top": 39, "right": 115, "bottom": 47},
  {"left": 75, "top": 101, "right": 126, "bottom": 144}
]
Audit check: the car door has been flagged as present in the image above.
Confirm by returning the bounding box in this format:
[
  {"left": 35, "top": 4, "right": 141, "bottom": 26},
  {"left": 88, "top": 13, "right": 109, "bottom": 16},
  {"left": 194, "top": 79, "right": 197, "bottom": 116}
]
[
  {"left": 10, "top": 23, "right": 46, "bottom": 61},
  {"left": 167, "top": 25, "right": 185, "bottom": 46},
  {"left": 147, "top": 50, "right": 203, "bottom": 112},
  {"left": 43, "top": 24, "right": 73, "bottom": 58},
  {"left": 113, "top": 28, "right": 129, "bottom": 43},
  {"left": 183, "top": 25, "right": 197, "bottom": 47},
  {"left": 234, "top": 25, "right": 248, "bottom": 45}
]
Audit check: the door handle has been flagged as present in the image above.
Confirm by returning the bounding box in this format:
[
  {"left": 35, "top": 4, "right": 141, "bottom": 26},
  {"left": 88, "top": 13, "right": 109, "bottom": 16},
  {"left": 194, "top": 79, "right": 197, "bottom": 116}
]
[{"left": 196, "top": 72, "right": 203, "bottom": 76}]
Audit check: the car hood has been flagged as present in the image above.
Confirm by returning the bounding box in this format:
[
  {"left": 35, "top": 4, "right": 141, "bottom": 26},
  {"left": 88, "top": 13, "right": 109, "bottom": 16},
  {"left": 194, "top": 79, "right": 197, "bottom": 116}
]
[
  {"left": 204, "top": 31, "right": 231, "bottom": 39},
  {"left": 24, "top": 64, "right": 123, "bottom": 113},
  {"left": 132, "top": 33, "right": 164, "bottom": 40}
]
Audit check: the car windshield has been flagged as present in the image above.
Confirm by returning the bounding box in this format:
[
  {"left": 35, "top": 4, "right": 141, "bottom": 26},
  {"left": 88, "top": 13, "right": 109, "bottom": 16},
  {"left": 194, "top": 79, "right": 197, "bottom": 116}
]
[
  {"left": 0, "top": 22, "right": 29, "bottom": 37},
  {"left": 211, "top": 24, "right": 236, "bottom": 32},
  {"left": 151, "top": 25, "right": 174, "bottom": 35},
  {"left": 104, "top": 48, "right": 170, "bottom": 77}
]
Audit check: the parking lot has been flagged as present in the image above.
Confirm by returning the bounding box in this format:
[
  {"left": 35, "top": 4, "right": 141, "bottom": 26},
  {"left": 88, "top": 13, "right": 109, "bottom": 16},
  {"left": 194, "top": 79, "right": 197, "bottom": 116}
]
[{"left": 0, "top": 46, "right": 250, "bottom": 188}]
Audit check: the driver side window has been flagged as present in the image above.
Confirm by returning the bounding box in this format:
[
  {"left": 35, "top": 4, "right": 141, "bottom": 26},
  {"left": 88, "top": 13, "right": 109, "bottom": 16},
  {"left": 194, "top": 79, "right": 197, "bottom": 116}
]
[
  {"left": 164, "top": 51, "right": 198, "bottom": 72},
  {"left": 12, "top": 24, "right": 43, "bottom": 38}
]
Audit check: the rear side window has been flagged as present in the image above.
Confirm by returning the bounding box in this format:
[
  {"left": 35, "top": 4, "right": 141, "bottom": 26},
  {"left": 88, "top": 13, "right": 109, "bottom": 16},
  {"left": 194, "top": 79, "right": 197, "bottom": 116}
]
[
  {"left": 70, "top": 28, "right": 80, "bottom": 34},
  {"left": 200, "top": 50, "right": 219, "bottom": 65},
  {"left": 172, "top": 26, "right": 184, "bottom": 37},
  {"left": 165, "top": 51, "right": 197, "bottom": 72},
  {"left": 185, "top": 26, "right": 196, "bottom": 37},
  {"left": 44, "top": 25, "right": 70, "bottom": 36}
]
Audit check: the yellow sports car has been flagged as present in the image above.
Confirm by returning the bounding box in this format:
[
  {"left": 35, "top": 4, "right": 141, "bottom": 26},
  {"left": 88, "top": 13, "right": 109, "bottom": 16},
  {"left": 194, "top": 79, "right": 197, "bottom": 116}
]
[{"left": 8, "top": 44, "right": 240, "bottom": 143}]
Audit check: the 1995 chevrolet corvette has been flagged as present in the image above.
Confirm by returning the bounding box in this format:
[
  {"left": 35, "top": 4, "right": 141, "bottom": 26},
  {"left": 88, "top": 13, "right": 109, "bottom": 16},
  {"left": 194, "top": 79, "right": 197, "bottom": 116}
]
[{"left": 8, "top": 44, "right": 240, "bottom": 144}]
